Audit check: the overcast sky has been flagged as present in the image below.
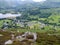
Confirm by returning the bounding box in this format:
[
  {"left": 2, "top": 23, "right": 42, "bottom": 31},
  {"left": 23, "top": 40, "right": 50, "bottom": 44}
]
[
  {"left": 19, "top": 0, "right": 46, "bottom": 2},
  {"left": 33, "top": 0, "right": 46, "bottom": 2}
]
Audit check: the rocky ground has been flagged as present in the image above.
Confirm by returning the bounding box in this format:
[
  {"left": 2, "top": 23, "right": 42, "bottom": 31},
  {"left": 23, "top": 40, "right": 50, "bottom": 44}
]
[{"left": 0, "top": 30, "right": 60, "bottom": 45}]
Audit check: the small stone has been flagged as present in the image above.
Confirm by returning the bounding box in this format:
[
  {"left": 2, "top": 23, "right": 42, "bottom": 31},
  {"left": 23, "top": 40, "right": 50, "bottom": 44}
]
[
  {"left": 0, "top": 34, "right": 3, "bottom": 36},
  {"left": 4, "top": 40, "right": 13, "bottom": 45}
]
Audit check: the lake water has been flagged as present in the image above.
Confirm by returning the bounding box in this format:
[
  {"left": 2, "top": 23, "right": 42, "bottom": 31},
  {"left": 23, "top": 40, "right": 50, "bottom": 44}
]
[{"left": 0, "top": 13, "right": 21, "bottom": 19}]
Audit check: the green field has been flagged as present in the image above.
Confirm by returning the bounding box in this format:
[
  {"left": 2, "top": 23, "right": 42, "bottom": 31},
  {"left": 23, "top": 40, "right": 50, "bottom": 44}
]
[{"left": 0, "top": 19, "right": 11, "bottom": 28}]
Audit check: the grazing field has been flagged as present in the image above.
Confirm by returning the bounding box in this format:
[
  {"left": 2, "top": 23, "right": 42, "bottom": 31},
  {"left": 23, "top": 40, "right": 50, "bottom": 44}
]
[{"left": 0, "top": 19, "right": 11, "bottom": 28}]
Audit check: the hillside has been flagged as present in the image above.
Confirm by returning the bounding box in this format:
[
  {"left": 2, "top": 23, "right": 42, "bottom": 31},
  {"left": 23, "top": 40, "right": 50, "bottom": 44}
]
[{"left": 0, "top": 0, "right": 60, "bottom": 29}]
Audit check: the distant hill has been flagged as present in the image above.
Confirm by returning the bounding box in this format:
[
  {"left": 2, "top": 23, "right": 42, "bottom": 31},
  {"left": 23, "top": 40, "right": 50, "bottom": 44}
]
[
  {"left": 0, "top": 0, "right": 60, "bottom": 20},
  {"left": 43, "top": 0, "right": 60, "bottom": 8},
  {"left": 0, "top": 0, "right": 60, "bottom": 9}
]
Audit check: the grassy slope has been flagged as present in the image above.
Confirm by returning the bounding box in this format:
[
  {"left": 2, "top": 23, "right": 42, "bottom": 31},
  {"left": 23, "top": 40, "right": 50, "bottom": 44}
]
[
  {"left": 48, "top": 15, "right": 60, "bottom": 23},
  {"left": 0, "top": 30, "right": 60, "bottom": 45},
  {"left": 0, "top": 19, "right": 11, "bottom": 28}
]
